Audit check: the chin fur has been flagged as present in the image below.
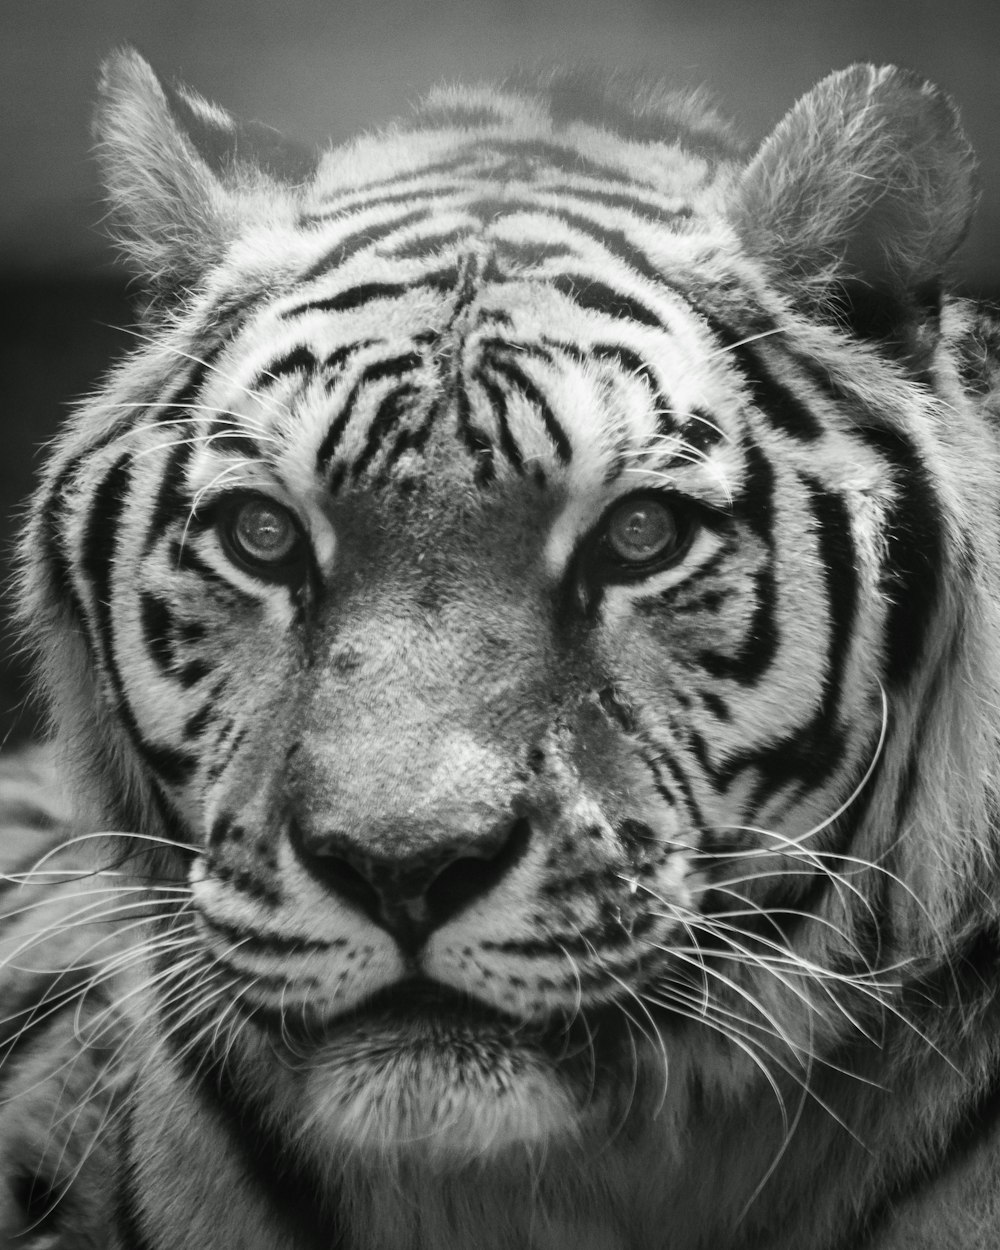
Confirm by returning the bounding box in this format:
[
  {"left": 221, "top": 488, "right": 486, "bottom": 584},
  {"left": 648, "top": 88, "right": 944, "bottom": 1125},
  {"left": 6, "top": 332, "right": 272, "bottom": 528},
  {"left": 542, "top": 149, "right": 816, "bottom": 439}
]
[{"left": 300, "top": 1028, "right": 583, "bottom": 1163}]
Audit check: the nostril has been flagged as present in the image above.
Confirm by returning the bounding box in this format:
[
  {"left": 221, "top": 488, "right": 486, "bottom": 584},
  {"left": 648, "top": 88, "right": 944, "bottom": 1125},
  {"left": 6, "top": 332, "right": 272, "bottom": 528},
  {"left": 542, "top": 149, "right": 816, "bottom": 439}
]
[
  {"left": 423, "top": 816, "right": 532, "bottom": 922},
  {"left": 289, "top": 820, "right": 385, "bottom": 928},
  {"left": 289, "top": 814, "right": 533, "bottom": 949},
  {"left": 308, "top": 849, "right": 385, "bottom": 928}
]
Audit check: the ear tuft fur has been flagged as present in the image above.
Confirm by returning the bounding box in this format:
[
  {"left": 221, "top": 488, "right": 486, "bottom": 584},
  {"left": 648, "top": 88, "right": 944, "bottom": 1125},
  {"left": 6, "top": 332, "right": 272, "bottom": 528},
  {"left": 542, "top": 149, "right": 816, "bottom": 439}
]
[
  {"left": 94, "top": 48, "right": 318, "bottom": 313},
  {"left": 731, "top": 64, "right": 978, "bottom": 363}
]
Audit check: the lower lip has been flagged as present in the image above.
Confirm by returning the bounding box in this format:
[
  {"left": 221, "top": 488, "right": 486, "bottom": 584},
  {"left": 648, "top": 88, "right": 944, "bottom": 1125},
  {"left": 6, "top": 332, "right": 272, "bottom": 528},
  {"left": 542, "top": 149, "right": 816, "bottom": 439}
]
[{"left": 248, "top": 978, "right": 635, "bottom": 1085}]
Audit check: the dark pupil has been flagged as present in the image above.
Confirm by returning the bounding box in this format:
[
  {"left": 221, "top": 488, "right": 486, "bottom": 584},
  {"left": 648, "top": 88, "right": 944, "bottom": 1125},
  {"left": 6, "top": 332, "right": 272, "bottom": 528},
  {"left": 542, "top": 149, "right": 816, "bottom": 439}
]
[{"left": 609, "top": 501, "right": 675, "bottom": 562}]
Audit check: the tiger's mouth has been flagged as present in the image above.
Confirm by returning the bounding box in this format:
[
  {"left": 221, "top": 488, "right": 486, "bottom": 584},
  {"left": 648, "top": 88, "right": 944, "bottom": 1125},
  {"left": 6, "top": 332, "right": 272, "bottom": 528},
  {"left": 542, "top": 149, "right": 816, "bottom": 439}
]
[
  {"left": 326, "top": 978, "right": 528, "bottom": 1039},
  {"left": 257, "top": 976, "right": 601, "bottom": 1064},
  {"left": 250, "top": 978, "right": 631, "bottom": 1159}
]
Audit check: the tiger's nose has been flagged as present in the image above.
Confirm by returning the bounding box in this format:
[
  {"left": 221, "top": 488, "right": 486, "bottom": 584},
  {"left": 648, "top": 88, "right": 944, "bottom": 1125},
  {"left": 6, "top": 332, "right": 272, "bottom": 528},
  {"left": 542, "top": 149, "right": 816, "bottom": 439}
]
[{"left": 291, "top": 816, "right": 532, "bottom": 951}]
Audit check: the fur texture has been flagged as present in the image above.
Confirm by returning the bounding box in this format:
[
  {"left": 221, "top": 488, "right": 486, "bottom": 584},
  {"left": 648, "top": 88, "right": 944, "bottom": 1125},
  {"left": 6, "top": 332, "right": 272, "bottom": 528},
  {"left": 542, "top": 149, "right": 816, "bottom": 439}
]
[{"left": 3, "top": 51, "right": 1000, "bottom": 1249}]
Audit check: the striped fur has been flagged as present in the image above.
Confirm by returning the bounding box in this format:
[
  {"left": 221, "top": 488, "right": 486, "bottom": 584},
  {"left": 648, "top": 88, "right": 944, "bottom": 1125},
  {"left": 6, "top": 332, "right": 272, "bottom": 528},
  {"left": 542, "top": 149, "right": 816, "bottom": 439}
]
[{"left": 4, "top": 49, "right": 1000, "bottom": 1248}]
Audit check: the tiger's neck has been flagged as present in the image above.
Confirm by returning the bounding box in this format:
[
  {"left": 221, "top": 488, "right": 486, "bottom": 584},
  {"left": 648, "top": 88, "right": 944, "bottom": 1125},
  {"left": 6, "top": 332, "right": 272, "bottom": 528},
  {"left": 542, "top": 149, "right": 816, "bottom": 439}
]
[{"left": 111, "top": 972, "right": 1000, "bottom": 1250}]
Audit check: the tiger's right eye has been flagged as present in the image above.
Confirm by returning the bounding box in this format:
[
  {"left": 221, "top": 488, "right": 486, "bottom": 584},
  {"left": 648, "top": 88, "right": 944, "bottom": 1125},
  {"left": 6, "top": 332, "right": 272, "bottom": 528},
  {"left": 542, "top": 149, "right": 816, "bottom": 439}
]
[{"left": 217, "top": 495, "right": 305, "bottom": 579}]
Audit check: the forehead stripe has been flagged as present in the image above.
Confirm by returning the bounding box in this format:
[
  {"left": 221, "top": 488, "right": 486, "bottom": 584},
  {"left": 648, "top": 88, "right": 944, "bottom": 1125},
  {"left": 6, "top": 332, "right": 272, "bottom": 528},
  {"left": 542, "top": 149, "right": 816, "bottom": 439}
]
[{"left": 316, "top": 351, "right": 425, "bottom": 473}]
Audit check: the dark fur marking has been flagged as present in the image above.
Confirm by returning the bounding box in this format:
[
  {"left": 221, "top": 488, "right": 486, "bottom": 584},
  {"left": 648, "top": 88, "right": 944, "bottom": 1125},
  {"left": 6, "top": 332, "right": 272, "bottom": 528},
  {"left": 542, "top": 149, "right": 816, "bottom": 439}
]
[
  {"left": 139, "top": 593, "right": 174, "bottom": 674},
  {"left": 316, "top": 352, "right": 425, "bottom": 473},
  {"left": 155, "top": 994, "right": 339, "bottom": 1249},
  {"left": 484, "top": 353, "right": 572, "bottom": 463},
  {"left": 350, "top": 383, "right": 420, "bottom": 480},
  {"left": 550, "top": 273, "right": 664, "bottom": 330},
  {"left": 473, "top": 367, "right": 526, "bottom": 473},
  {"left": 857, "top": 425, "right": 944, "bottom": 689}
]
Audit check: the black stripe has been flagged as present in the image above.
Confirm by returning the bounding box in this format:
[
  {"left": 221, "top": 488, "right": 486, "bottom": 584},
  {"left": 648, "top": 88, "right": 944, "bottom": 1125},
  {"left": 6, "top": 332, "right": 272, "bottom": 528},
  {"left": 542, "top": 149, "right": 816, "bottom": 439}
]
[
  {"left": 488, "top": 239, "right": 576, "bottom": 269},
  {"left": 696, "top": 436, "right": 777, "bottom": 682},
  {"left": 662, "top": 584, "right": 734, "bottom": 617},
  {"left": 81, "top": 457, "right": 197, "bottom": 786},
  {"left": 727, "top": 714, "right": 847, "bottom": 830},
  {"left": 726, "top": 482, "right": 859, "bottom": 821},
  {"left": 484, "top": 354, "right": 572, "bottom": 464},
  {"left": 82, "top": 454, "right": 133, "bottom": 670},
  {"left": 205, "top": 723, "right": 248, "bottom": 785},
  {"left": 296, "top": 205, "right": 430, "bottom": 273},
  {"left": 322, "top": 340, "right": 376, "bottom": 378},
  {"left": 316, "top": 352, "right": 425, "bottom": 472},
  {"left": 152, "top": 351, "right": 220, "bottom": 429},
  {"left": 176, "top": 658, "right": 212, "bottom": 689},
  {"left": 682, "top": 407, "right": 727, "bottom": 455},
  {"left": 550, "top": 273, "right": 664, "bottom": 329},
  {"left": 182, "top": 701, "right": 215, "bottom": 740},
  {"left": 205, "top": 427, "right": 260, "bottom": 459},
  {"left": 177, "top": 619, "right": 206, "bottom": 645},
  {"left": 596, "top": 685, "right": 638, "bottom": 732},
  {"left": 858, "top": 425, "right": 945, "bottom": 689},
  {"left": 707, "top": 320, "right": 823, "bottom": 442},
  {"left": 156, "top": 987, "right": 340, "bottom": 1249},
  {"left": 534, "top": 181, "right": 695, "bottom": 225},
  {"left": 699, "top": 690, "right": 731, "bottom": 721},
  {"left": 469, "top": 137, "right": 663, "bottom": 185},
  {"left": 542, "top": 206, "right": 676, "bottom": 291},
  {"left": 640, "top": 732, "right": 706, "bottom": 830},
  {"left": 140, "top": 593, "right": 174, "bottom": 674},
  {"left": 142, "top": 438, "right": 195, "bottom": 557},
  {"left": 302, "top": 179, "right": 466, "bottom": 225},
  {"left": 694, "top": 558, "right": 777, "bottom": 683},
  {"left": 474, "top": 368, "right": 526, "bottom": 473},
  {"left": 383, "top": 224, "right": 474, "bottom": 261},
  {"left": 804, "top": 476, "right": 858, "bottom": 725},
  {"left": 170, "top": 541, "right": 251, "bottom": 595},
  {"left": 200, "top": 914, "right": 342, "bottom": 956},
  {"left": 454, "top": 374, "right": 495, "bottom": 484},
  {"left": 293, "top": 280, "right": 408, "bottom": 316},
  {"left": 379, "top": 397, "right": 440, "bottom": 479},
  {"left": 289, "top": 266, "right": 457, "bottom": 320},
  {"left": 258, "top": 344, "right": 318, "bottom": 384},
  {"left": 349, "top": 382, "right": 419, "bottom": 480}
]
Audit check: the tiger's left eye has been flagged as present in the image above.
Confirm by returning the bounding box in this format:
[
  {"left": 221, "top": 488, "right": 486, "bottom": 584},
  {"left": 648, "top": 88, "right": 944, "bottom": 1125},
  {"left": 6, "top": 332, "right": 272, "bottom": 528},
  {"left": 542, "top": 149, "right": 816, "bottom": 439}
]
[
  {"left": 219, "top": 495, "right": 303, "bottom": 575},
  {"left": 604, "top": 496, "right": 681, "bottom": 567}
]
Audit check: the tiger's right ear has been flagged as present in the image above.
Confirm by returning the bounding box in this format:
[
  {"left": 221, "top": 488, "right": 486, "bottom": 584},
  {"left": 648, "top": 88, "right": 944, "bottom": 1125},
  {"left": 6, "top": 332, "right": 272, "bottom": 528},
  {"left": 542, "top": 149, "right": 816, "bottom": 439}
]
[
  {"left": 95, "top": 48, "right": 319, "bottom": 311},
  {"left": 729, "top": 64, "right": 977, "bottom": 368}
]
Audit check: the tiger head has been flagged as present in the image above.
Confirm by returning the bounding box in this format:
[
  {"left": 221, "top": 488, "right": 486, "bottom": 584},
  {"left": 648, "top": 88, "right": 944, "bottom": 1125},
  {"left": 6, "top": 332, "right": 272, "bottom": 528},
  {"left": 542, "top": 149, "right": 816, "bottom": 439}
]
[{"left": 21, "top": 50, "right": 1000, "bottom": 1240}]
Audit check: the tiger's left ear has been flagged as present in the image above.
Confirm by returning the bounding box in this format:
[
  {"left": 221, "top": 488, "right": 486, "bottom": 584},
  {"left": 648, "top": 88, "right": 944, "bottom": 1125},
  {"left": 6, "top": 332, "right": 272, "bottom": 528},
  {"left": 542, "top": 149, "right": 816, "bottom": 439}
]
[
  {"left": 95, "top": 48, "right": 319, "bottom": 315},
  {"left": 730, "top": 64, "right": 977, "bottom": 367}
]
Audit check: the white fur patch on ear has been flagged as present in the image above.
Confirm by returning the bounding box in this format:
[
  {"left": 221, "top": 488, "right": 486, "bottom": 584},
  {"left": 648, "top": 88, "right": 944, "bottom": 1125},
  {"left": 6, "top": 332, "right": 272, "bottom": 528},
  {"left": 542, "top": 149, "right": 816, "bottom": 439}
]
[
  {"left": 94, "top": 48, "right": 234, "bottom": 298},
  {"left": 731, "top": 64, "right": 977, "bottom": 310}
]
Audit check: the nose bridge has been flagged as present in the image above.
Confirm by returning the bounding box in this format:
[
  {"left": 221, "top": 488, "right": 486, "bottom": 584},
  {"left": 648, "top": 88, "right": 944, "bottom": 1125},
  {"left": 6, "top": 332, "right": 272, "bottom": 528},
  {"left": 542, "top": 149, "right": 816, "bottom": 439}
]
[
  {"left": 298, "top": 609, "right": 534, "bottom": 851},
  {"left": 290, "top": 616, "right": 540, "bottom": 949}
]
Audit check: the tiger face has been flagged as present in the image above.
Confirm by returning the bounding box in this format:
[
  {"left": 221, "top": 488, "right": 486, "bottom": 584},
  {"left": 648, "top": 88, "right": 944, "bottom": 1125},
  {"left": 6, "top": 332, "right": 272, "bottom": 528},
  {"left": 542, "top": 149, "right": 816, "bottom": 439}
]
[
  {"left": 169, "top": 261, "right": 890, "bottom": 1164},
  {"left": 21, "top": 49, "right": 1000, "bottom": 1249}
]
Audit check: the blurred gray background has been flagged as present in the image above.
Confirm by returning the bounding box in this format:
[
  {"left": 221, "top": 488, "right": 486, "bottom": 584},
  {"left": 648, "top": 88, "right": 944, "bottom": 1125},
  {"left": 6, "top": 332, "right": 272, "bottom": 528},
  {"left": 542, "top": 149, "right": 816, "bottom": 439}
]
[{"left": 2, "top": 0, "right": 998, "bottom": 744}]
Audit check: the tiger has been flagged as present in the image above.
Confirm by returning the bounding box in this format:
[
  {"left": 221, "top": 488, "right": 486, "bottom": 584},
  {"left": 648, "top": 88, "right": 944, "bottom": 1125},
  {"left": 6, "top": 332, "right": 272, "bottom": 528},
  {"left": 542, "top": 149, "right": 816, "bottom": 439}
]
[{"left": 2, "top": 45, "right": 1000, "bottom": 1250}]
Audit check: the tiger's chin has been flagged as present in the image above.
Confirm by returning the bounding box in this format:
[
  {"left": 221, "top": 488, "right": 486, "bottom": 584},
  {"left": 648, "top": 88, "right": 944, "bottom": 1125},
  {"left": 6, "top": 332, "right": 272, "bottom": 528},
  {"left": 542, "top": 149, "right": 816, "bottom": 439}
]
[{"left": 288, "top": 985, "right": 592, "bottom": 1166}]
